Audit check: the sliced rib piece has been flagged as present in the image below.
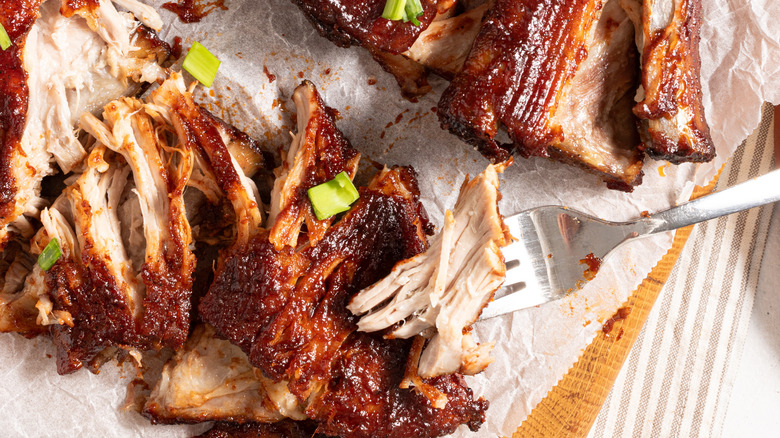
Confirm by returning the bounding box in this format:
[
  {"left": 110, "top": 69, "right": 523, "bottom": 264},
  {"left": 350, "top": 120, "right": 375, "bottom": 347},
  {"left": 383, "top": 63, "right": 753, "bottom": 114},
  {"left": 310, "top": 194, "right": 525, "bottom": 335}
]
[
  {"left": 201, "top": 166, "right": 430, "bottom": 399},
  {"left": 158, "top": 75, "right": 265, "bottom": 248},
  {"left": 438, "top": 0, "right": 645, "bottom": 190},
  {"left": 44, "top": 148, "right": 146, "bottom": 374},
  {"left": 349, "top": 163, "right": 510, "bottom": 377},
  {"left": 0, "top": 0, "right": 168, "bottom": 248},
  {"left": 268, "top": 81, "right": 360, "bottom": 250},
  {"left": 290, "top": 0, "right": 439, "bottom": 54},
  {"left": 143, "top": 324, "right": 287, "bottom": 424},
  {"left": 620, "top": 0, "right": 715, "bottom": 163}
]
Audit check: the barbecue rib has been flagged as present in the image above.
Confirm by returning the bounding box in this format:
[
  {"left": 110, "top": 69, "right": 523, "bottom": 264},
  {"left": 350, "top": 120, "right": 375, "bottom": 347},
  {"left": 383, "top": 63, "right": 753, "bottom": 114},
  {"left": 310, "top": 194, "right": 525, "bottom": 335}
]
[
  {"left": 349, "top": 162, "right": 510, "bottom": 377},
  {"left": 268, "top": 81, "right": 360, "bottom": 250},
  {"left": 35, "top": 77, "right": 195, "bottom": 373},
  {"left": 438, "top": 0, "right": 645, "bottom": 190},
  {"left": 0, "top": 0, "right": 168, "bottom": 250},
  {"left": 620, "top": 0, "right": 715, "bottom": 163},
  {"left": 193, "top": 83, "right": 486, "bottom": 437}
]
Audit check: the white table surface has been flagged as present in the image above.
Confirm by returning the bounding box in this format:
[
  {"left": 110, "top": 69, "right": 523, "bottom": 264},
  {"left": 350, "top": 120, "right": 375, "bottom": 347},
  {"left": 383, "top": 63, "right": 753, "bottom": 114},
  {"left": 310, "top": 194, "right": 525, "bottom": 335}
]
[{"left": 722, "top": 203, "right": 780, "bottom": 435}]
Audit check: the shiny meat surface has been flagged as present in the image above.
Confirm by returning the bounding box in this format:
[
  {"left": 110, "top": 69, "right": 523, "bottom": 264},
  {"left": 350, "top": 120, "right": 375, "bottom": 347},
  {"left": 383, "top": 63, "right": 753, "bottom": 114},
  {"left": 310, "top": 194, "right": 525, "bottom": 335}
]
[
  {"left": 349, "top": 163, "right": 511, "bottom": 378},
  {"left": 623, "top": 0, "right": 715, "bottom": 163},
  {"left": 268, "top": 81, "right": 360, "bottom": 250},
  {"left": 438, "top": 0, "right": 645, "bottom": 190},
  {"left": 309, "top": 335, "right": 487, "bottom": 438},
  {"left": 0, "top": 0, "right": 43, "bottom": 250},
  {"left": 290, "top": 0, "right": 439, "bottom": 54}
]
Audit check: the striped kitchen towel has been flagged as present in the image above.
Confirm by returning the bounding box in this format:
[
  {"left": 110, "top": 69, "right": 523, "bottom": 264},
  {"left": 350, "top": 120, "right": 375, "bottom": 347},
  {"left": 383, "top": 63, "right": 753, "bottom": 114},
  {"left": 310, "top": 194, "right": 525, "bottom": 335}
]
[{"left": 588, "top": 103, "right": 776, "bottom": 438}]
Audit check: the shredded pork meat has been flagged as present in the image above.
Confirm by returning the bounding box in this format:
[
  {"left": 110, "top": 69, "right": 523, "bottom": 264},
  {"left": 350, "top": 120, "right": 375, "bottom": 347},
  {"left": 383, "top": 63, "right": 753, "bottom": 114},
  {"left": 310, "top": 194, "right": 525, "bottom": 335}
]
[{"left": 349, "top": 162, "right": 511, "bottom": 377}]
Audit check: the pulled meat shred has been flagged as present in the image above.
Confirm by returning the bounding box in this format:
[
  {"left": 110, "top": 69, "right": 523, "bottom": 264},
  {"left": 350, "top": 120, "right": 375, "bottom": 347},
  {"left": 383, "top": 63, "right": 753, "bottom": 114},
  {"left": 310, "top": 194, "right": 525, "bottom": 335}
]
[{"left": 349, "top": 162, "right": 511, "bottom": 377}]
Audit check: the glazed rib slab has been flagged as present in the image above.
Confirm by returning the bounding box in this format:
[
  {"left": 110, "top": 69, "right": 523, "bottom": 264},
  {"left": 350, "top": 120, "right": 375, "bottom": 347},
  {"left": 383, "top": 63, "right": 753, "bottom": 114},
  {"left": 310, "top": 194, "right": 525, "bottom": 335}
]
[{"left": 438, "top": 0, "right": 645, "bottom": 190}]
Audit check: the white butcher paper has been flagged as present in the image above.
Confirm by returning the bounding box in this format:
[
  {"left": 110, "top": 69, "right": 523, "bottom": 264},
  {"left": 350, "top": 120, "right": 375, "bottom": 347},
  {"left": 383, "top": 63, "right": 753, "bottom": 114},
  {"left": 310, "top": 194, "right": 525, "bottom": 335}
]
[{"left": 1, "top": 0, "right": 779, "bottom": 436}]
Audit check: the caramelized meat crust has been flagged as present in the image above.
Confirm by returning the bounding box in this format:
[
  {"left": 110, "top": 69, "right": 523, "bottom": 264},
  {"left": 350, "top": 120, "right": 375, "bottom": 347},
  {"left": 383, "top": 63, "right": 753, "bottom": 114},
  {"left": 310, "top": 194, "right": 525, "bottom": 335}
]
[
  {"left": 309, "top": 335, "right": 488, "bottom": 438},
  {"left": 631, "top": 0, "right": 715, "bottom": 163},
  {"left": 291, "top": 0, "right": 439, "bottom": 54},
  {"left": 47, "top": 257, "right": 141, "bottom": 374},
  {"left": 0, "top": 0, "right": 41, "bottom": 247},
  {"left": 201, "top": 171, "right": 429, "bottom": 396},
  {"left": 439, "top": 0, "right": 602, "bottom": 162}
]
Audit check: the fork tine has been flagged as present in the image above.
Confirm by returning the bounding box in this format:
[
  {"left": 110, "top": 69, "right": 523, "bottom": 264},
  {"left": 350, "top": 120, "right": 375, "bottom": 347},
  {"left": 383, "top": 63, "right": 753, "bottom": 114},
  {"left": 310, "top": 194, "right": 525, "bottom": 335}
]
[{"left": 478, "top": 206, "right": 639, "bottom": 321}]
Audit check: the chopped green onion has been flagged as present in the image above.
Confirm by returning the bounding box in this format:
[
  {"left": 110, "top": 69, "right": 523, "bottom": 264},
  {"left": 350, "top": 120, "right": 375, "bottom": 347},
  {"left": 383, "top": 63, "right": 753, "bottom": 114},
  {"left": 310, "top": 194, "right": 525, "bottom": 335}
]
[
  {"left": 382, "top": 0, "right": 407, "bottom": 21},
  {"left": 182, "top": 41, "right": 221, "bottom": 88},
  {"left": 405, "top": 0, "right": 423, "bottom": 26},
  {"left": 38, "top": 238, "right": 62, "bottom": 271},
  {"left": 0, "top": 23, "right": 11, "bottom": 51},
  {"left": 307, "top": 172, "right": 360, "bottom": 221},
  {"left": 382, "top": 0, "right": 424, "bottom": 26}
]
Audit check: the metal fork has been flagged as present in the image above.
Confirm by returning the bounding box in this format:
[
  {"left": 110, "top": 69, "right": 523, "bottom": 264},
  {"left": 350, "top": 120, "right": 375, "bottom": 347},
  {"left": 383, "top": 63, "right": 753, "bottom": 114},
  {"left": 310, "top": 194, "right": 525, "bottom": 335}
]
[{"left": 479, "top": 169, "right": 780, "bottom": 320}]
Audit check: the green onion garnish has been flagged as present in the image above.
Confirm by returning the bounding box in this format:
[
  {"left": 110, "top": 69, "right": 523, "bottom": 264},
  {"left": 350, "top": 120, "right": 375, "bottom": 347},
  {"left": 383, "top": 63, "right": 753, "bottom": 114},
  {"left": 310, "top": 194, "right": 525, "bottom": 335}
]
[
  {"left": 405, "top": 0, "right": 424, "bottom": 26},
  {"left": 307, "top": 172, "right": 360, "bottom": 221},
  {"left": 0, "top": 23, "right": 11, "bottom": 51},
  {"left": 382, "top": 0, "right": 407, "bottom": 21},
  {"left": 182, "top": 41, "right": 221, "bottom": 88},
  {"left": 382, "top": 0, "right": 423, "bottom": 25},
  {"left": 38, "top": 238, "right": 62, "bottom": 271}
]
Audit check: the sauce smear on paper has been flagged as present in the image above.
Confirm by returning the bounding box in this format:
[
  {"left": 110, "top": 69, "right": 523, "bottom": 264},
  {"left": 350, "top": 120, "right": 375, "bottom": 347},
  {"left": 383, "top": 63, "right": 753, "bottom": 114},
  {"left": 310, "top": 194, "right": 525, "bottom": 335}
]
[
  {"left": 602, "top": 306, "right": 632, "bottom": 335},
  {"left": 163, "top": 0, "right": 227, "bottom": 23}
]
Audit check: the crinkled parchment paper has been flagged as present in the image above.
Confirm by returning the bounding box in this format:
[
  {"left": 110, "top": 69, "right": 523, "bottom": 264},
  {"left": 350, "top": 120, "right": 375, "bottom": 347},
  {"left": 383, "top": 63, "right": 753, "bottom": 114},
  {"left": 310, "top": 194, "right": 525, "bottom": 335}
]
[{"left": 1, "top": 0, "right": 779, "bottom": 436}]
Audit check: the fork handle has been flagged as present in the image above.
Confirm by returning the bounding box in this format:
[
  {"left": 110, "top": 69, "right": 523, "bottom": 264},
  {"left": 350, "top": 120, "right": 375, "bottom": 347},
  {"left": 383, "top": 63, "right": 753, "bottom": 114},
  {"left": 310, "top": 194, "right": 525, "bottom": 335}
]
[{"left": 642, "top": 168, "right": 780, "bottom": 234}]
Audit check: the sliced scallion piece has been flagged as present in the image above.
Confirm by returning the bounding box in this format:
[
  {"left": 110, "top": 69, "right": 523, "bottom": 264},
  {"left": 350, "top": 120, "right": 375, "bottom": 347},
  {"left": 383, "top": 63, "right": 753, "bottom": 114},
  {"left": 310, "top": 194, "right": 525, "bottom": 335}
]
[
  {"left": 38, "top": 238, "right": 62, "bottom": 271},
  {"left": 405, "top": 0, "right": 424, "bottom": 26},
  {"left": 307, "top": 172, "right": 360, "bottom": 221},
  {"left": 382, "top": 0, "right": 407, "bottom": 21},
  {"left": 182, "top": 41, "right": 221, "bottom": 88},
  {"left": 0, "top": 23, "right": 11, "bottom": 51}
]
